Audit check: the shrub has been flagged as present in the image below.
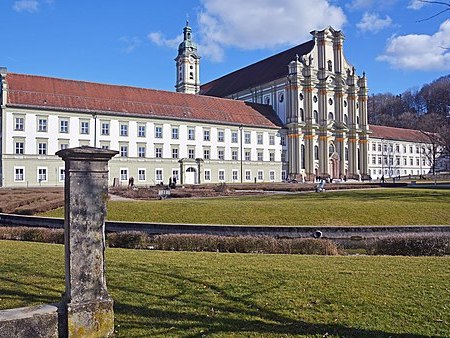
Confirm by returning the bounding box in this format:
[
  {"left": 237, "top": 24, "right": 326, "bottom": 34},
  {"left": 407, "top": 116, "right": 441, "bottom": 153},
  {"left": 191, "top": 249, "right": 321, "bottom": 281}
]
[
  {"left": 152, "top": 234, "right": 339, "bottom": 255},
  {"left": 0, "top": 226, "right": 64, "bottom": 243},
  {"left": 367, "top": 236, "right": 450, "bottom": 256},
  {"left": 107, "top": 231, "right": 150, "bottom": 249}
]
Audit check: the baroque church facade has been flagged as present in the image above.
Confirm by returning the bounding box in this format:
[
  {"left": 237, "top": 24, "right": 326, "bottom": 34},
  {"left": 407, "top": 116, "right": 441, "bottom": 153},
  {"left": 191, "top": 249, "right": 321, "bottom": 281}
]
[
  {"left": 0, "top": 23, "right": 432, "bottom": 187},
  {"left": 200, "top": 26, "right": 370, "bottom": 181}
]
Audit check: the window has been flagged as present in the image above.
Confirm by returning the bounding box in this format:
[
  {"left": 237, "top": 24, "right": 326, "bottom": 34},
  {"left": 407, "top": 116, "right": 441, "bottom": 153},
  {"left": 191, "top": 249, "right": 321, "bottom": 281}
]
[
  {"left": 378, "top": 144, "right": 382, "bottom": 152},
  {"left": 15, "top": 167, "right": 24, "bottom": 181},
  {"left": 155, "top": 147, "right": 162, "bottom": 158},
  {"left": 218, "top": 149, "right": 224, "bottom": 160},
  {"left": 281, "top": 136, "right": 286, "bottom": 146},
  {"left": 396, "top": 144, "right": 400, "bottom": 152},
  {"left": 314, "top": 145, "right": 319, "bottom": 161},
  {"left": 172, "top": 148, "right": 179, "bottom": 159},
  {"left": 101, "top": 122, "right": 110, "bottom": 135},
  {"left": 314, "top": 110, "right": 318, "bottom": 123},
  {"left": 372, "top": 156, "right": 376, "bottom": 164},
  {"left": 218, "top": 130, "right": 224, "bottom": 142},
  {"left": 15, "top": 141, "right": 24, "bottom": 154},
  {"left": 188, "top": 128, "right": 195, "bottom": 140},
  {"left": 38, "top": 142, "right": 47, "bottom": 155},
  {"left": 15, "top": 117, "right": 24, "bottom": 131},
  {"left": 120, "top": 124, "right": 128, "bottom": 136},
  {"left": 38, "top": 118, "right": 47, "bottom": 132},
  {"left": 37, "top": 168, "right": 47, "bottom": 182},
  {"left": 232, "top": 170, "right": 238, "bottom": 181},
  {"left": 344, "top": 114, "right": 348, "bottom": 124},
  {"left": 155, "top": 169, "right": 163, "bottom": 182},
  {"left": 218, "top": 170, "right": 225, "bottom": 181},
  {"left": 281, "top": 150, "right": 286, "bottom": 162},
  {"left": 269, "top": 135, "right": 275, "bottom": 145},
  {"left": 203, "top": 130, "right": 210, "bottom": 141},
  {"left": 245, "top": 170, "right": 251, "bottom": 181},
  {"left": 257, "top": 133, "right": 263, "bottom": 145},
  {"left": 172, "top": 170, "right": 179, "bottom": 181},
  {"left": 328, "top": 112, "right": 334, "bottom": 120},
  {"left": 188, "top": 148, "right": 195, "bottom": 159},
  {"left": 60, "top": 143, "right": 69, "bottom": 150},
  {"left": 204, "top": 170, "right": 211, "bottom": 181},
  {"left": 313, "top": 96, "right": 318, "bottom": 103},
  {"left": 372, "top": 143, "right": 376, "bottom": 151},
  {"left": 101, "top": 144, "right": 109, "bottom": 150},
  {"left": 138, "top": 169, "right": 146, "bottom": 181},
  {"left": 245, "top": 150, "right": 251, "bottom": 161},
  {"left": 138, "top": 125, "right": 146, "bottom": 137},
  {"left": 278, "top": 92, "right": 284, "bottom": 103},
  {"left": 59, "top": 168, "right": 65, "bottom": 181},
  {"left": 403, "top": 158, "right": 407, "bottom": 165},
  {"left": 269, "top": 152, "right": 275, "bottom": 162},
  {"left": 269, "top": 171, "right": 275, "bottom": 181},
  {"left": 244, "top": 132, "right": 251, "bottom": 144},
  {"left": 409, "top": 146, "right": 413, "bottom": 153},
  {"left": 203, "top": 149, "right": 210, "bottom": 160},
  {"left": 328, "top": 98, "right": 333, "bottom": 105},
  {"left": 172, "top": 127, "right": 179, "bottom": 139},
  {"left": 416, "top": 159, "right": 420, "bottom": 166},
  {"left": 378, "top": 157, "right": 381, "bottom": 164},
  {"left": 138, "top": 146, "right": 146, "bottom": 158},
  {"left": 257, "top": 151, "right": 263, "bottom": 161},
  {"left": 231, "top": 131, "right": 238, "bottom": 143},
  {"left": 120, "top": 169, "right": 128, "bottom": 181},
  {"left": 80, "top": 121, "right": 89, "bottom": 134},
  {"left": 231, "top": 150, "right": 238, "bottom": 160},
  {"left": 59, "top": 119, "right": 69, "bottom": 133},
  {"left": 120, "top": 145, "right": 128, "bottom": 157},
  {"left": 155, "top": 126, "right": 163, "bottom": 138},
  {"left": 258, "top": 170, "right": 263, "bottom": 181}
]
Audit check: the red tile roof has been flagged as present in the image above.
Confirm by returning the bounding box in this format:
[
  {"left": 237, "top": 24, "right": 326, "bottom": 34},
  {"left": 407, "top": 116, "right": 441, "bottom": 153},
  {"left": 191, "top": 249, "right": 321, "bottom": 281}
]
[
  {"left": 370, "top": 125, "right": 430, "bottom": 143},
  {"left": 200, "top": 40, "right": 315, "bottom": 98},
  {"left": 5, "top": 73, "right": 282, "bottom": 129}
]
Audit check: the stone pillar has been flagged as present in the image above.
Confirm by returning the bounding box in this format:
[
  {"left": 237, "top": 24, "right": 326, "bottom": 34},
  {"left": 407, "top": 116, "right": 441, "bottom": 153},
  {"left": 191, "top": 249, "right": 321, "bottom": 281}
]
[{"left": 56, "top": 146, "right": 118, "bottom": 338}]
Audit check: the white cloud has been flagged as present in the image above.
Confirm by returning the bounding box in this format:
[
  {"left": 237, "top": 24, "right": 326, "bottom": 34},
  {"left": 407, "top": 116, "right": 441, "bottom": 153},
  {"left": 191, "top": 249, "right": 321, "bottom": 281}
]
[
  {"left": 347, "top": 0, "right": 374, "bottom": 10},
  {"left": 13, "top": 0, "right": 39, "bottom": 12},
  {"left": 148, "top": 32, "right": 182, "bottom": 49},
  {"left": 408, "top": 0, "right": 426, "bottom": 10},
  {"left": 356, "top": 12, "right": 393, "bottom": 33},
  {"left": 119, "top": 37, "right": 142, "bottom": 54},
  {"left": 148, "top": 0, "right": 346, "bottom": 62},
  {"left": 377, "top": 20, "right": 450, "bottom": 70}
]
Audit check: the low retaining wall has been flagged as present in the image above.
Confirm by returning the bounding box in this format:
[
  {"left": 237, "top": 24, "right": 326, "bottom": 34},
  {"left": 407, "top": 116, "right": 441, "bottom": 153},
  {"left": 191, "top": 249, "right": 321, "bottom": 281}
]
[
  {"left": 1, "top": 213, "right": 449, "bottom": 239},
  {"left": 0, "top": 304, "right": 59, "bottom": 338}
]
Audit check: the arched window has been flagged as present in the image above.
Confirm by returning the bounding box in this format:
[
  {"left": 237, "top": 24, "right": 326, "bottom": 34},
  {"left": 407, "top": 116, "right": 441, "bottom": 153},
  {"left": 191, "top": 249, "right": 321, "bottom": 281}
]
[
  {"left": 329, "top": 144, "right": 335, "bottom": 156},
  {"left": 328, "top": 98, "right": 333, "bottom": 105},
  {"left": 344, "top": 114, "right": 348, "bottom": 124},
  {"left": 328, "top": 112, "right": 334, "bottom": 121},
  {"left": 356, "top": 116, "right": 360, "bottom": 125},
  {"left": 345, "top": 147, "right": 349, "bottom": 161},
  {"left": 279, "top": 93, "right": 284, "bottom": 103},
  {"left": 313, "top": 95, "right": 318, "bottom": 103},
  {"left": 327, "top": 60, "right": 332, "bottom": 71},
  {"left": 314, "top": 145, "right": 319, "bottom": 160},
  {"left": 313, "top": 110, "right": 318, "bottom": 123},
  {"left": 299, "top": 93, "right": 304, "bottom": 100},
  {"left": 299, "top": 108, "right": 304, "bottom": 121}
]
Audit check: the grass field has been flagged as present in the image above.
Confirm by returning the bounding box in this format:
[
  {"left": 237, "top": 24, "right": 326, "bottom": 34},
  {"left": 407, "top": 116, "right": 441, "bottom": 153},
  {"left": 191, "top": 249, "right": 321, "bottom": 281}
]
[
  {"left": 1, "top": 240, "right": 449, "bottom": 337},
  {"left": 42, "top": 188, "right": 450, "bottom": 225}
]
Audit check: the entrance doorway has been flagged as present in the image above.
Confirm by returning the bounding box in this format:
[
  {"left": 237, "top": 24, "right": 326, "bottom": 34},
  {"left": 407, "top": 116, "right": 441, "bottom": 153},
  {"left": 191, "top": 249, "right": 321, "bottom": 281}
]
[{"left": 185, "top": 167, "right": 197, "bottom": 184}]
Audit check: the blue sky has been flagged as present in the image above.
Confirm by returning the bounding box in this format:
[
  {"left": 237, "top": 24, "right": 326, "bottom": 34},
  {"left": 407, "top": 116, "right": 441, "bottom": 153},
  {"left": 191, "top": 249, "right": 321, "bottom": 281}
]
[{"left": 1, "top": 0, "right": 450, "bottom": 95}]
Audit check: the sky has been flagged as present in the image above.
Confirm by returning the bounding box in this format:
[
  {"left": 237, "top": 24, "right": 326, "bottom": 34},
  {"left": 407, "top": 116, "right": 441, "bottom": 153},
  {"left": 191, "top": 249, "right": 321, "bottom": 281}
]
[{"left": 1, "top": 0, "right": 450, "bottom": 95}]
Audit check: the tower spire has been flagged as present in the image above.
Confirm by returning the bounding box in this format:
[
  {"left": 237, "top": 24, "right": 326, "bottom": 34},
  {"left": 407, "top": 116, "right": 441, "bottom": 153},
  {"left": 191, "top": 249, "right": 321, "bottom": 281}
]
[{"left": 175, "top": 21, "right": 200, "bottom": 94}]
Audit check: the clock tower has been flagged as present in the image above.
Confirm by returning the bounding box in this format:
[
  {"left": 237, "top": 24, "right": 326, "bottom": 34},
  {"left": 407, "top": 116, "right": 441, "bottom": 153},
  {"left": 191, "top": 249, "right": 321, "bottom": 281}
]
[{"left": 175, "top": 21, "right": 200, "bottom": 94}]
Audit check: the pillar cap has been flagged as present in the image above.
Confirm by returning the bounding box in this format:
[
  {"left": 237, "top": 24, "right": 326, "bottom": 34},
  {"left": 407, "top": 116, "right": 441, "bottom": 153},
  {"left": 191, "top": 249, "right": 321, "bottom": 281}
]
[{"left": 56, "top": 146, "right": 118, "bottom": 161}]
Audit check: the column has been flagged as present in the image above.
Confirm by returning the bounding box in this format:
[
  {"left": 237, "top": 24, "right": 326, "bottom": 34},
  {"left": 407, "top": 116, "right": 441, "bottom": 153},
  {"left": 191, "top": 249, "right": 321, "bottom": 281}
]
[{"left": 56, "top": 146, "right": 118, "bottom": 338}]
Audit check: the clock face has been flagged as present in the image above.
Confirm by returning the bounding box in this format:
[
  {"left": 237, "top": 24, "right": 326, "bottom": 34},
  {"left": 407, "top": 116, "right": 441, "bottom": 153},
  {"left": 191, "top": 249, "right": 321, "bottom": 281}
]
[{"left": 188, "top": 55, "right": 195, "bottom": 64}]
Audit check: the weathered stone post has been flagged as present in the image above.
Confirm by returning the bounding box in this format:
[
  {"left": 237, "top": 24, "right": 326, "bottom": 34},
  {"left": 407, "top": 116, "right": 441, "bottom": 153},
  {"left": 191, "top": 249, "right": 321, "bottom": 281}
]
[{"left": 56, "top": 146, "right": 118, "bottom": 338}]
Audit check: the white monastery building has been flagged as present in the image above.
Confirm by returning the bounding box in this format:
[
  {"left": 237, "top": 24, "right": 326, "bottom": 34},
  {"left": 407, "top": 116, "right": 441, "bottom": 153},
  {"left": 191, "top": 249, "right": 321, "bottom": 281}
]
[{"left": 0, "top": 23, "right": 434, "bottom": 187}]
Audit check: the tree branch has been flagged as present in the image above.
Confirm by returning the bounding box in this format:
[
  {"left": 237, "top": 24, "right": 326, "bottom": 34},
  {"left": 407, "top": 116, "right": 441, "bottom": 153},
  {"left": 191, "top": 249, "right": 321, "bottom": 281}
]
[{"left": 417, "top": 0, "right": 450, "bottom": 22}]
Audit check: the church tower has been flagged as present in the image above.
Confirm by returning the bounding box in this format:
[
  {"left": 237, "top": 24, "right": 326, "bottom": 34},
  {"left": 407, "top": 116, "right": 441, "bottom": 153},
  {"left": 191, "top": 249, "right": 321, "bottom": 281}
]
[{"left": 175, "top": 21, "right": 200, "bottom": 94}]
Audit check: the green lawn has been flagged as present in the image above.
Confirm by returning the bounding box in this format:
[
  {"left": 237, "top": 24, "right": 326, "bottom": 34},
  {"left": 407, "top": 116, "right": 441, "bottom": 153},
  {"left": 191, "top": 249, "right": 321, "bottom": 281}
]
[
  {"left": 1, "top": 240, "right": 449, "bottom": 337},
  {"left": 42, "top": 188, "right": 450, "bottom": 225}
]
